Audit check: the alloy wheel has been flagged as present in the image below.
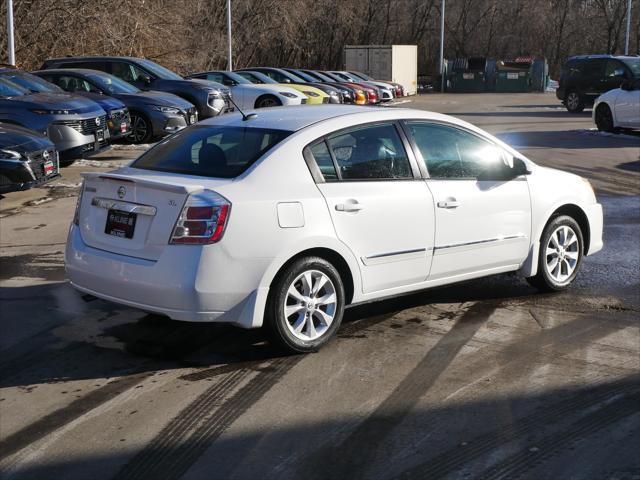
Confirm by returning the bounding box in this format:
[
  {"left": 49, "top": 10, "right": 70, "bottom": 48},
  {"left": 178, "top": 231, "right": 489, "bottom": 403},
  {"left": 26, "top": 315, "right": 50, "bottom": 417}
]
[
  {"left": 257, "top": 97, "right": 279, "bottom": 108},
  {"left": 566, "top": 92, "right": 580, "bottom": 111},
  {"left": 283, "top": 269, "right": 337, "bottom": 341},
  {"left": 545, "top": 225, "right": 579, "bottom": 284},
  {"left": 130, "top": 115, "right": 149, "bottom": 143}
]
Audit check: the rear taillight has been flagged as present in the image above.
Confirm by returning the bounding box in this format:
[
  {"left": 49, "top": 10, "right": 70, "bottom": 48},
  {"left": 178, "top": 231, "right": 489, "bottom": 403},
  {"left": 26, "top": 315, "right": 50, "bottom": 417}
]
[
  {"left": 170, "top": 191, "right": 230, "bottom": 245},
  {"left": 72, "top": 181, "right": 85, "bottom": 226}
]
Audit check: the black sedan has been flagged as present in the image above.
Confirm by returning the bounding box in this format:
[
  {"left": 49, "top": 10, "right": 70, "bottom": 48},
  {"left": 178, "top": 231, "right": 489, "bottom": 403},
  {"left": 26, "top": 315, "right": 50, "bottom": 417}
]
[
  {"left": 33, "top": 69, "right": 198, "bottom": 144},
  {"left": 0, "top": 123, "right": 59, "bottom": 194}
]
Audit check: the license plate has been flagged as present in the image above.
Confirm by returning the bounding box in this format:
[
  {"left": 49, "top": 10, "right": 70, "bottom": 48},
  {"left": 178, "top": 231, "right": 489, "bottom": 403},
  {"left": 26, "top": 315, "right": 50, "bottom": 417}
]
[
  {"left": 105, "top": 209, "right": 137, "bottom": 239},
  {"left": 43, "top": 161, "right": 55, "bottom": 176},
  {"left": 189, "top": 114, "right": 196, "bottom": 125},
  {"left": 120, "top": 122, "right": 128, "bottom": 133},
  {"left": 94, "top": 129, "right": 105, "bottom": 151}
]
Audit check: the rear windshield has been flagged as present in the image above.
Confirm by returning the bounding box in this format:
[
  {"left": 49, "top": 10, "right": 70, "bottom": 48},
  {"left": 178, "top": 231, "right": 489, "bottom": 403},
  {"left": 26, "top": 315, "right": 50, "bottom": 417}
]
[{"left": 131, "top": 125, "right": 292, "bottom": 178}]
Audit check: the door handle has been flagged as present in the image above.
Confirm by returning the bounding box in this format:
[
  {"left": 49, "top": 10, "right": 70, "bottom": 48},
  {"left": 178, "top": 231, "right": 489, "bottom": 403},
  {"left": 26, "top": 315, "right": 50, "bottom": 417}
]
[
  {"left": 437, "top": 198, "right": 460, "bottom": 209},
  {"left": 335, "top": 201, "right": 364, "bottom": 212}
]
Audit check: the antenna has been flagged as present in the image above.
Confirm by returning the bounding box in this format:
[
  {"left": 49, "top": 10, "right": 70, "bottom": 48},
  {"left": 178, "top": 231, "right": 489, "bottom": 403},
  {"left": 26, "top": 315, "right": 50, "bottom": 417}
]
[{"left": 225, "top": 92, "right": 257, "bottom": 121}]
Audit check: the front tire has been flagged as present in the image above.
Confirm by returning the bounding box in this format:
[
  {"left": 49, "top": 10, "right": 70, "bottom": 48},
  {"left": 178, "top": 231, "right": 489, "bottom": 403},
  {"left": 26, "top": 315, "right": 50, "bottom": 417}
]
[
  {"left": 128, "top": 112, "right": 153, "bottom": 144},
  {"left": 266, "top": 256, "right": 345, "bottom": 353},
  {"left": 527, "top": 215, "right": 584, "bottom": 292},
  {"left": 595, "top": 104, "right": 615, "bottom": 132},
  {"left": 565, "top": 90, "right": 585, "bottom": 113},
  {"left": 255, "top": 95, "right": 282, "bottom": 109}
]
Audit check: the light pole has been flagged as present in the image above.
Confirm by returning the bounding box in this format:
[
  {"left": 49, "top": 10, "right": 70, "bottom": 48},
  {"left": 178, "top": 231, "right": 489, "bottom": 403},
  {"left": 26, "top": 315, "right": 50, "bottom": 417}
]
[
  {"left": 226, "top": 0, "right": 233, "bottom": 71},
  {"left": 624, "top": 0, "right": 632, "bottom": 55},
  {"left": 6, "top": 0, "right": 15, "bottom": 65},
  {"left": 439, "top": 0, "right": 445, "bottom": 92}
]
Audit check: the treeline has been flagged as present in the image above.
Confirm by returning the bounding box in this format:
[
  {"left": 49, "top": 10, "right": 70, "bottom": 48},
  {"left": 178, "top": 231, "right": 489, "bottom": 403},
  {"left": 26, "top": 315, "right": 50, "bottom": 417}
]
[{"left": 1, "top": 0, "right": 638, "bottom": 78}]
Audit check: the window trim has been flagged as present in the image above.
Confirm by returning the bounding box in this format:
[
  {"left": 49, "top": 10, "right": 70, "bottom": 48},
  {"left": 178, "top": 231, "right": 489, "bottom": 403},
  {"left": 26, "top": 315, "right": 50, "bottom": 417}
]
[
  {"left": 401, "top": 119, "right": 525, "bottom": 182},
  {"left": 303, "top": 120, "right": 422, "bottom": 183}
]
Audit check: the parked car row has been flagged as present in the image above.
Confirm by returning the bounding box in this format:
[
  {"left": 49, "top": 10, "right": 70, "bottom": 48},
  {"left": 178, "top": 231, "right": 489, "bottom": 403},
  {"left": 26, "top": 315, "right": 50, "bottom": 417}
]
[
  {"left": 1, "top": 55, "right": 407, "bottom": 194},
  {"left": 557, "top": 54, "right": 640, "bottom": 132}
]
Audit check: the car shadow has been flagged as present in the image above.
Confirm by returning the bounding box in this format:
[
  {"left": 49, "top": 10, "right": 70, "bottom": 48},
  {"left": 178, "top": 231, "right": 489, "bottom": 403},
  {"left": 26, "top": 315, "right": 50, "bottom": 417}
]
[
  {"left": 0, "top": 274, "right": 539, "bottom": 389},
  {"left": 496, "top": 130, "right": 640, "bottom": 149}
]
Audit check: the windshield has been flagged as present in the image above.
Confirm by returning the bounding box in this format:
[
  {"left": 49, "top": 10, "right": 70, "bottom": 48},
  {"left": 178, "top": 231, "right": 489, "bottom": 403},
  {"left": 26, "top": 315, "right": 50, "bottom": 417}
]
[
  {"left": 322, "top": 72, "right": 343, "bottom": 82},
  {"left": 622, "top": 58, "right": 640, "bottom": 76},
  {"left": 136, "top": 59, "right": 183, "bottom": 80},
  {"left": 87, "top": 72, "right": 140, "bottom": 94},
  {"left": 308, "top": 71, "right": 332, "bottom": 82},
  {"left": 0, "top": 78, "right": 28, "bottom": 97},
  {"left": 225, "top": 72, "right": 251, "bottom": 85},
  {"left": 281, "top": 70, "right": 307, "bottom": 83},
  {"left": 0, "top": 71, "right": 62, "bottom": 93},
  {"left": 240, "top": 71, "right": 278, "bottom": 84},
  {"left": 132, "top": 125, "right": 292, "bottom": 178},
  {"left": 350, "top": 71, "right": 371, "bottom": 80},
  {"left": 289, "top": 70, "right": 315, "bottom": 82}
]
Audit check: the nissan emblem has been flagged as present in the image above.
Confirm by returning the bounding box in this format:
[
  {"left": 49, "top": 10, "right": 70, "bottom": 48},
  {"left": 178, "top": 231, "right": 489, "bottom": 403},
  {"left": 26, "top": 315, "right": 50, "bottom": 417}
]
[{"left": 117, "top": 186, "right": 126, "bottom": 199}]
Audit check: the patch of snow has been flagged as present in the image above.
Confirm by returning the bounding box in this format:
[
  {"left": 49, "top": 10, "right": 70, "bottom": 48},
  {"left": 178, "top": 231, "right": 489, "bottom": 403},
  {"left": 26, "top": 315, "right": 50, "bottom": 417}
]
[
  {"left": 111, "top": 143, "right": 153, "bottom": 151},
  {"left": 576, "top": 128, "right": 640, "bottom": 141}
]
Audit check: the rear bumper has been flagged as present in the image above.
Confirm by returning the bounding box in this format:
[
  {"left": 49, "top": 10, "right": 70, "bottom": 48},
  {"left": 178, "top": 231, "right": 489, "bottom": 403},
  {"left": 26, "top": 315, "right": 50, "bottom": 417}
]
[
  {"left": 65, "top": 225, "right": 271, "bottom": 327},
  {"left": 585, "top": 202, "right": 603, "bottom": 256}
]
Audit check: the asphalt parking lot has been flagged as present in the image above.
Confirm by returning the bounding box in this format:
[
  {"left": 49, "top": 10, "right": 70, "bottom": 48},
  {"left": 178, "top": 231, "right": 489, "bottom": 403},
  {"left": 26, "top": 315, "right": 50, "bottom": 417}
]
[{"left": 0, "top": 93, "right": 639, "bottom": 480}]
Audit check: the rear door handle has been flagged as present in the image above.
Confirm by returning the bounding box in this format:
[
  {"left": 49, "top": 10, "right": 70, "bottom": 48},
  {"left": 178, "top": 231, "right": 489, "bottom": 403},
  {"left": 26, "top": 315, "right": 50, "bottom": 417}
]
[
  {"left": 437, "top": 199, "right": 460, "bottom": 209},
  {"left": 335, "top": 201, "right": 364, "bottom": 212}
]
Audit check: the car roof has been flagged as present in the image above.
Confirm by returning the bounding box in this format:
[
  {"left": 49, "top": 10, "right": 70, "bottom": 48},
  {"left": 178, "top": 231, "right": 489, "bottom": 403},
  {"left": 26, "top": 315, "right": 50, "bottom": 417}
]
[
  {"left": 45, "top": 56, "right": 142, "bottom": 63},
  {"left": 198, "top": 105, "right": 457, "bottom": 132},
  {"left": 568, "top": 54, "right": 638, "bottom": 61},
  {"left": 32, "top": 68, "right": 103, "bottom": 76}
]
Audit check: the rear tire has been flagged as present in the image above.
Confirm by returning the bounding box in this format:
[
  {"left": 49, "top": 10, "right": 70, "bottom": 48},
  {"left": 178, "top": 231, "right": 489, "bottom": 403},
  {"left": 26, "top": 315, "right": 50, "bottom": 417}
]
[
  {"left": 266, "top": 256, "right": 345, "bottom": 353},
  {"left": 526, "top": 215, "right": 584, "bottom": 292},
  {"left": 595, "top": 104, "right": 615, "bottom": 132},
  {"left": 59, "top": 158, "right": 76, "bottom": 167},
  {"left": 255, "top": 95, "right": 282, "bottom": 109},
  {"left": 565, "top": 90, "right": 585, "bottom": 113}
]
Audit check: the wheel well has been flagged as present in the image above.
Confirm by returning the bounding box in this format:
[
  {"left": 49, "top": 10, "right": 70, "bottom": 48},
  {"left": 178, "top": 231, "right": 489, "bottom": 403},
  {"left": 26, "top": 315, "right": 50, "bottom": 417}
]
[
  {"left": 548, "top": 204, "right": 591, "bottom": 254},
  {"left": 270, "top": 248, "right": 355, "bottom": 304},
  {"left": 254, "top": 94, "right": 281, "bottom": 108},
  {"left": 595, "top": 102, "right": 611, "bottom": 114}
]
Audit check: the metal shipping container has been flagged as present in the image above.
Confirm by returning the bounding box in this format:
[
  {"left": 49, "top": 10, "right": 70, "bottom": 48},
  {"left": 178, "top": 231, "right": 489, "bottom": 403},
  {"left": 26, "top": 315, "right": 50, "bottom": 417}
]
[{"left": 344, "top": 45, "right": 418, "bottom": 95}]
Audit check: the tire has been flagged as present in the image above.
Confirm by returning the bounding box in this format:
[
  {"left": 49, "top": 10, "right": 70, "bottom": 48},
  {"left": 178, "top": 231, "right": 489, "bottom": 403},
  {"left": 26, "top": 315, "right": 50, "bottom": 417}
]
[
  {"left": 128, "top": 112, "right": 153, "bottom": 144},
  {"left": 595, "top": 104, "right": 615, "bottom": 132},
  {"left": 59, "top": 158, "right": 76, "bottom": 167},
  {"left": 266, "top": 256, "right": 345, "bottom": 353},
  {"left": 255, "top": 95, "right": 282, "bottom": 109},
  {"left": 565, "top": 90, "right": 585, "bottom": 113},
  {"left": 526, "top": 215, "right": 584, "bottom": 292}
]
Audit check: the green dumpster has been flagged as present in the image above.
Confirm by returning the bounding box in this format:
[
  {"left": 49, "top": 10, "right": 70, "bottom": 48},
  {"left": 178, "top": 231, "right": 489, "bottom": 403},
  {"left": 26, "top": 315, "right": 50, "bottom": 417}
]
[
  {"left": 495, "top": 60, "right": 532, "bottom": 93},
  {"left": 449, "top": 57, "right": 487, "bottom": 93}
]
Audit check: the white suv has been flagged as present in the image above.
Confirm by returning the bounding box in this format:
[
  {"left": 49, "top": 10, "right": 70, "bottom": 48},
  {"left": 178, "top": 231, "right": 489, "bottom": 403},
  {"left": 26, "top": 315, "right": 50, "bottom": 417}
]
[{"left": 66, "top": 105, "right": 603, "bottom": 352}]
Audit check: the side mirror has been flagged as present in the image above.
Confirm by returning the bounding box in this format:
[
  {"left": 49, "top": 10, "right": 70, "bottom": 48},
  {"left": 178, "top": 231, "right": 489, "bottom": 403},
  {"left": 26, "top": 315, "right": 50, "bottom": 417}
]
[
  {"left": 477, "top": 156, "right": 530, "bottom": 181},
  {"left": 140, "top": 74, "right": 152, "bottom": 85},
  {"left": 621, "top": 79, "right": 637, "bottom": 91},
  {"left": 511, "top": 157, "right": 531, "bottom": 177}
]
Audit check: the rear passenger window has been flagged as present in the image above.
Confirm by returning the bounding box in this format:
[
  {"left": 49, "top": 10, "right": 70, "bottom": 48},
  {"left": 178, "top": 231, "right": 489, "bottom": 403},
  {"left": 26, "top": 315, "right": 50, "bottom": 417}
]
[
  {"left": 325, "top": 123, "right": 412, "bottom": 180},
  {"left": 309, "top": 141, "right": 338, "bottom": 181}
]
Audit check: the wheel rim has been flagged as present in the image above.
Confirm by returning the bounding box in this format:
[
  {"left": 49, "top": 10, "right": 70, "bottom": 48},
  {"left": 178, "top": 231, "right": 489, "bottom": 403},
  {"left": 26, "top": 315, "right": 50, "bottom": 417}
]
[
  {"left": 545, "top": 225, "right": 579, "bottom": 284},
  {"left": 597, "top": 107, "right": 613, "bottom": 130},
  {"left": 258, "top": 98, "right": 278, "bottom": 108},
  {"left": 131, "top": 115, "right": 148, "bottom": 143},
  {"left": 567, "top": 93, "right": 579, "bottom": 110},
  {"left": 284, "top": 270, "right": 337, "bottom": 342}
]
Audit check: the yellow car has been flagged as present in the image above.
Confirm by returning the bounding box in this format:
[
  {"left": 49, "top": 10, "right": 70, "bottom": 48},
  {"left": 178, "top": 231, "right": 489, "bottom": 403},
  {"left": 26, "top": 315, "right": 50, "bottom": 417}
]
[{"left": 235, "top": 70, "right": 330, "bottom": 105}]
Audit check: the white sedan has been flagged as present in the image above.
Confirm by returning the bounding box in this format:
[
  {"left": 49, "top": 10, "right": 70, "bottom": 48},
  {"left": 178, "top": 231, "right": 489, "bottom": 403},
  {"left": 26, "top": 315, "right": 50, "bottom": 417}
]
[
  {"left": 66, "top": 106, "right": 603, "bottom": 353},
  {"left": 187, "top": 70, "right": 307, "bottom": 109},
  {"left": 593, "top": 78, "right": 640, "bottom": 131}
]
